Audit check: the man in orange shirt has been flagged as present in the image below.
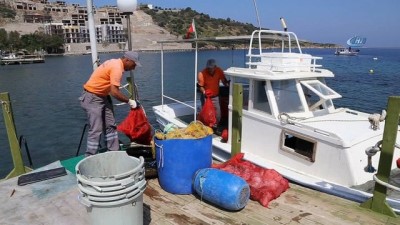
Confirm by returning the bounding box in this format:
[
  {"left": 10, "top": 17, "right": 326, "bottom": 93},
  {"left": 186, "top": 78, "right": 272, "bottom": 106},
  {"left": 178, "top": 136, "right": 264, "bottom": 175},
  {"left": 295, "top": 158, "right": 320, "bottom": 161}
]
[
  {"left": 80, "top": 51, "right": 141, "bottom": 157},
  {"left": 197, "top": 59, "right": 230, "bottom": 126}
]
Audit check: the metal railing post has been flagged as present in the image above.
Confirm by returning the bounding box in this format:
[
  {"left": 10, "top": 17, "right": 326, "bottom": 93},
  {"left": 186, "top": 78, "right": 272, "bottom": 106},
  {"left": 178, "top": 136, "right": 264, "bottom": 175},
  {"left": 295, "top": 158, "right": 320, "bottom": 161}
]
[
  {"left": 231, "top": 83, "right": 243, "bottom": 157},
  {"left": 1, "top": 92, "right": 31, "bottom": 180}
]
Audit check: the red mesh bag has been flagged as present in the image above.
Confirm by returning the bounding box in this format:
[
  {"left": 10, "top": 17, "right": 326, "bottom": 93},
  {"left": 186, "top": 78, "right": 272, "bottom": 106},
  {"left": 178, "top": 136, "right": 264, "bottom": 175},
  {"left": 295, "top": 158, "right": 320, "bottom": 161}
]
[
  {"left": 213, "top": 153, "right": 289, "bottom": 207},
  {"left": 117, "top": 107, "right": 152, "bottom": 145},
  {"left": 198, "top": 96, "right": 217, "bottom": 127}
]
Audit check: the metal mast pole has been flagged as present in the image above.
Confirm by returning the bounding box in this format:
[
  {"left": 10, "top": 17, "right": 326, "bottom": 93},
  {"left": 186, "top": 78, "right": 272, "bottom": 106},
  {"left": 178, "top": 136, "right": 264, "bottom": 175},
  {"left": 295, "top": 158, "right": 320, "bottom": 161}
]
[
  {"left": 122, "top": 12, "right": 136, "bottom": 99},
  {"left": 117, "top": 0, "right": 138, "bottom": 99},
  {"left": 252, "top": 0, "right": 261, "bottom": 30},
  {"left": 86, "top": 0, "right": 98, "bottom": 70}
]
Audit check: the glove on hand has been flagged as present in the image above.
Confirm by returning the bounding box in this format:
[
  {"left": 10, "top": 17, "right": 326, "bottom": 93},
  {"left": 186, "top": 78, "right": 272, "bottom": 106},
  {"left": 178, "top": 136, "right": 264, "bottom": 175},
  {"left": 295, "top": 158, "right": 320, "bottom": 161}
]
[
  {"left": 204, "top": 89, "right": 213, "bottom": 98},
  {"left": 128, "top": 99, "right": 138, "bottom": 109}
]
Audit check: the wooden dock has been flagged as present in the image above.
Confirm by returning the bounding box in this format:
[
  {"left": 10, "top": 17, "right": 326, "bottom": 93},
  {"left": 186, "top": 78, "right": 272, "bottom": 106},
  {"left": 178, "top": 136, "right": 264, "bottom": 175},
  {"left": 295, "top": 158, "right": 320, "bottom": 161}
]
[
  {"left": 144, "top": 178, "right": 400, "bottom": 225},
  {"left": 1, "top": 161, "right": 399, "bottom": 225}
]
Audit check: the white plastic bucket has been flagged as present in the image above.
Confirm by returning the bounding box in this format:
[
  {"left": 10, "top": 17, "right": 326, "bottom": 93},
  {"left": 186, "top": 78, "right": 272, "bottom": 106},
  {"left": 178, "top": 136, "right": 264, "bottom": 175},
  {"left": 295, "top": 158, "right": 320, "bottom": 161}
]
[
  {"left": 79, "top": 193, "right": 144, "bottom": 225},
  {"left": 76, "top": 151, "right": 146, "bottom": 225},
  {"left": 77, "top": 167, "right": 145, "bottom": 194},
  {"left": 78, "top": 178, "right": 146, "bottom": 201}
]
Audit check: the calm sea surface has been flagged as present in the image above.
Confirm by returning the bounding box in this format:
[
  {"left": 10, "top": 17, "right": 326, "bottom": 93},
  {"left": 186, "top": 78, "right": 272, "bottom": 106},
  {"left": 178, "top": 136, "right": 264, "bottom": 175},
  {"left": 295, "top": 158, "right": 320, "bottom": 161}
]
[{"left": 1, "top": 48, "right": 399, "bottom": 177}]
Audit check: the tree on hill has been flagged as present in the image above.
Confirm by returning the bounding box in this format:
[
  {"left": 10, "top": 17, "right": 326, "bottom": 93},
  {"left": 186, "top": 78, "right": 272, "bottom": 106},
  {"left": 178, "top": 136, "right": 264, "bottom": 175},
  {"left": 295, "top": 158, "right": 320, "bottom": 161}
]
[
  {"left": 0, "top": 3, "right": 16, "bottom": 19},
  {"left": 0, "top": 29, "right": 64, "bottom": 53},
  {"left": 0, "top": 28, "right": 8, "bottom": 50}
]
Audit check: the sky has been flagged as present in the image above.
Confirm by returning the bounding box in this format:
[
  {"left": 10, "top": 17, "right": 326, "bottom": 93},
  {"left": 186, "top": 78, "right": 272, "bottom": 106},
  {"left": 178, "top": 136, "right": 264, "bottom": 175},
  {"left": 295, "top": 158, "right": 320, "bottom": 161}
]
[{"left": 70, "top": 0, "right": 400, "bottom": 48}]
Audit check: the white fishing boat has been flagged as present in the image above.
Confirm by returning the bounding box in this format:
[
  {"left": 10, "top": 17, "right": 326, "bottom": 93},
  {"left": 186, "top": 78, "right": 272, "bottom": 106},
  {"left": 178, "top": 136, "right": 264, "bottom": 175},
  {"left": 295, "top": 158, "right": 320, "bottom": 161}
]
[
  {"left": 153, "top": 29, "right": 400, "bottom": 212},
  {"left": 0, "top": 51, "right": 45, "bottom": 65},
  {"left": 334, "top": 47, "right": 359, "bottom": 56},
  {"left": 334, "top": 36, "right": 366, "bottom": 56}
]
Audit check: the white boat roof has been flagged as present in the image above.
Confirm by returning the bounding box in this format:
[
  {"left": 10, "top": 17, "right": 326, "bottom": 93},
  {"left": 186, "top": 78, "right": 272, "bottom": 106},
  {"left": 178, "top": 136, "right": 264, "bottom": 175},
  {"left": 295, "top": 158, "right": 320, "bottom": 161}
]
[
  {"left": 299, "top": 109, "right": 384, "bottom": 147},
  {"left": 225, "top": 67, "right": 334, "bottom": 80}
]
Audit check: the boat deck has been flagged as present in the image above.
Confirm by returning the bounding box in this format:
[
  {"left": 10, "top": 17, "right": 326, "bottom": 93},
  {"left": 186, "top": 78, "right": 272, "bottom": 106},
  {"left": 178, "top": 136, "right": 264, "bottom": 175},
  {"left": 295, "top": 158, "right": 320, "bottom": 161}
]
[{"left": 1, "top": 161, "right": 399, "bottom": 225}]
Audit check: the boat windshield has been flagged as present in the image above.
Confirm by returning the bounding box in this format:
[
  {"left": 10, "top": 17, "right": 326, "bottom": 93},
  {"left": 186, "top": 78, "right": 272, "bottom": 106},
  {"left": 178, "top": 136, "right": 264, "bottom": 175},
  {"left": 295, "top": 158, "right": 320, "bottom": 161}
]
[
  {"left": 272, "top": 80, "right": 305, "bottom": 113},
  {"left": 300, "top": 80, "right": 341, "bottom": 111}
]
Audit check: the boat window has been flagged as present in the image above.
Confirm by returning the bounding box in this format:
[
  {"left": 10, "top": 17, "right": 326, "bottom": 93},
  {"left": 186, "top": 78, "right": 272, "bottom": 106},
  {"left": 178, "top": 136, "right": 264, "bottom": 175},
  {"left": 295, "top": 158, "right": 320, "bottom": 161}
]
[
  {"left": 300, "top": 80, "right": 341, "bottom": 111},
  {"left": 281, "top": 131, "right": 316, "bottom": 162},
  {"left": 253, "top": 80, "right": 271, "bottom": 114},
  {"left": 271, "top": 80, "right": 304, "bottom": 113}
]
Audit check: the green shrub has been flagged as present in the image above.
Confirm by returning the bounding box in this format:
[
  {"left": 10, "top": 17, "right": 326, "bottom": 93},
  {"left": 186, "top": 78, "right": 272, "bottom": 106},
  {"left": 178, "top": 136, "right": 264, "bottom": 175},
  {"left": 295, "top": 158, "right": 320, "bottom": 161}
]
[{"left": 0, "top": 5, "right": 16, "bottom": 19}]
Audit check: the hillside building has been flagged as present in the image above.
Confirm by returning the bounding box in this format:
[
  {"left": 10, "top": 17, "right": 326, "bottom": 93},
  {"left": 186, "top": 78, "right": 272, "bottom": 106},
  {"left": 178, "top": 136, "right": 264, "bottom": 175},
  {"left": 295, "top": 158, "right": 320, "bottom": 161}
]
[
  {"left": 2, "top": 0, "right": 190, "bottom": 53},
  {"left": 8, "top": 0, "right": 129, "bottom": 47}
]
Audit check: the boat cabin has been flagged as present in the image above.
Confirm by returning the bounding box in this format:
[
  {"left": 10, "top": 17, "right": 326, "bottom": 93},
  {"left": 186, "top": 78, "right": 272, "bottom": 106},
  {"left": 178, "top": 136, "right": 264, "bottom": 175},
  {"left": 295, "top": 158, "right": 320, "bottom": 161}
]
[
  {"left": 226, "top": 30, "right": 341, "bottom": 120},
  {"left": 153, "top": 30, "right": 400, "bottom": 211}
]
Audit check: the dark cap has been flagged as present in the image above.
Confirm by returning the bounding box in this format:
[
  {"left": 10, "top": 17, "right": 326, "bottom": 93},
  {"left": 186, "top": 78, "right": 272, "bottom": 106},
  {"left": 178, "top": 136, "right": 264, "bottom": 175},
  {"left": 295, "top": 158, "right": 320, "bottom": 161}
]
[
  {"left": 124, "top": 51, "right": 142, "bottom": 67},
  {"left": 206, "top": 59, "right": 216, "bottom": 69}
]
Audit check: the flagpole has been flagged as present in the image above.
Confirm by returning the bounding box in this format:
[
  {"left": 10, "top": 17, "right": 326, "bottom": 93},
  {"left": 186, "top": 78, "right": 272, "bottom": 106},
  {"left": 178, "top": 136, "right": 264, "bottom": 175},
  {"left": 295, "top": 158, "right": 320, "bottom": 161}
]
[
  {"left": 193, "top": 19, "right": 198, "bottom": 39},
  {"left": 194, "top": 39, "right": 198, "bottom": 120},
  {"left": 193, "top": 18, "right": 198, "bottom": 120}
]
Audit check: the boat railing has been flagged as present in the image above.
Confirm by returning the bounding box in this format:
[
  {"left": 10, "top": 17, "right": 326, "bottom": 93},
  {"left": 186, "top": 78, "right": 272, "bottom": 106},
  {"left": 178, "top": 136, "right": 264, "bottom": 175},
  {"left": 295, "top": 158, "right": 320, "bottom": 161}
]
[
  {"left": 248, "top": 29, "right": 303, "bottom": 55},
  {"left": 245, "top": 30, "right": 323, "bottom": 72},
  {"left": 162, "top": 95, "right": 196, "bottom": 111},
  {"left": 246, "top": 52, "right": 322, "bottom": 72}
]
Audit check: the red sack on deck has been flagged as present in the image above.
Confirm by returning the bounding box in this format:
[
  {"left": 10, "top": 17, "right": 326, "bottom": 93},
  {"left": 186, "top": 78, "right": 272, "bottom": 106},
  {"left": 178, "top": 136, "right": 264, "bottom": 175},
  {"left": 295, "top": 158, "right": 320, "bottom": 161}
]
[
  {"left": 117, "top": 107, "right": 152, "bottom": 145},
  {"left": 198, "top": 96, "right": 217, "bottom": 127},
  {"left": 213, "top": 153, "right": 289, "bottom": 207}
]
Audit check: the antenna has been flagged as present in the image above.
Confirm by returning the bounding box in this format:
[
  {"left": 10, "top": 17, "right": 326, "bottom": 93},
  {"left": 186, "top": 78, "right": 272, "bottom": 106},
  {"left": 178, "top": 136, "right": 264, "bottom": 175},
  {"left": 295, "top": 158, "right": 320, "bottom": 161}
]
[
  {"left": 280, "top": 17, "right": 287, "bottom": 31},
  {"left": 252, "top": 0, "right": 261, "bottom": 30}
]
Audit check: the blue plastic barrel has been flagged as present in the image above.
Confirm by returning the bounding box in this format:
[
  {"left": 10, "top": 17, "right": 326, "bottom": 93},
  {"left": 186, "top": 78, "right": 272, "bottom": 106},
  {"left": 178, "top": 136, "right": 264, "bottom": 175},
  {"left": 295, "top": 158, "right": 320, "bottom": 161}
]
[
  {"left": 193, "top": 168, "right": 250, "bottom": 211},
  {"left": 155, "top": 135, "right": 212, "bottom": 194}
]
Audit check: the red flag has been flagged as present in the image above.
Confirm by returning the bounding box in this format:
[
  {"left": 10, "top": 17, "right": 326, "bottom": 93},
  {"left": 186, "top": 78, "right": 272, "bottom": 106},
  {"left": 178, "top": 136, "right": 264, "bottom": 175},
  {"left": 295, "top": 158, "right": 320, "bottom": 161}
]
[{"left": 186, "top": 19, "right": 196, "bottom": 39}]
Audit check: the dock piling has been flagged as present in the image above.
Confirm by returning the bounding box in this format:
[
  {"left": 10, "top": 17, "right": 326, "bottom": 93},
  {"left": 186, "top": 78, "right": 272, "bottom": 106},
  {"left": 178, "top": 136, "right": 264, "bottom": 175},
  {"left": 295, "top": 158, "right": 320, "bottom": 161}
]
[
  {"left": 231, "top": 83, "right": 243, "bottom": 157},
  {"left": 360, "top": 96, "right": 400, "bottom": 217},
  {"left": 0, "top": 92, "right": 31, "bottom": 180}
]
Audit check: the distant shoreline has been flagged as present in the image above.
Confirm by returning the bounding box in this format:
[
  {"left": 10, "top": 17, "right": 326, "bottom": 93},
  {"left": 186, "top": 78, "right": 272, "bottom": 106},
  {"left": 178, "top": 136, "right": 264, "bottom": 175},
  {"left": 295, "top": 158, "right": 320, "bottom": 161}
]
[{"left": 47, "top": 46, "right": 345, "bottom": 57}]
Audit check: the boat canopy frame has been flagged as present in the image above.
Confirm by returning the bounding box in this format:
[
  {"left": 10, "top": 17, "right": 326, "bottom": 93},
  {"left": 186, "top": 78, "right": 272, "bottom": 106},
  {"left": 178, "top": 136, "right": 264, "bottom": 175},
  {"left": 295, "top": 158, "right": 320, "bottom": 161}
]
[
  {"left": 158, "top": 34, "right": 255, "bottom": 121},
  {"left": 157, "top": 29, "right": 310, "bottom": 121}
]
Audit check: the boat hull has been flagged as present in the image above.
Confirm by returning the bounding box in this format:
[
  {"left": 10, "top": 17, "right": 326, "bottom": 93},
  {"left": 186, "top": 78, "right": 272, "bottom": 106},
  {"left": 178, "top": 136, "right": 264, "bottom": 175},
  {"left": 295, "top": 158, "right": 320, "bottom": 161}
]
[{"left": 153, "top": 102, "right": 400, "bottom": 212}]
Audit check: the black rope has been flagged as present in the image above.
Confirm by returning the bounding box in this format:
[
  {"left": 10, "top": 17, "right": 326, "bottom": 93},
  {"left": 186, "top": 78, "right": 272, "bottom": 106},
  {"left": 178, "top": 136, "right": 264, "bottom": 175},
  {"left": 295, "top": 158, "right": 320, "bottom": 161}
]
[
  {"left": 75, "top": 123, "right": 88, "bottom": 156},
  {"left": 18, "top": 135, "right": 33, "bottom": 168}
]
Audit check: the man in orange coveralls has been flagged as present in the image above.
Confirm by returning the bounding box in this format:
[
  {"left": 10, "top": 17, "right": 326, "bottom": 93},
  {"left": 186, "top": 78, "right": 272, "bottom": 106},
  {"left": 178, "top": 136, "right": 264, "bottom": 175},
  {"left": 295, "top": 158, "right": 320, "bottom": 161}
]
[
  {"left": 80, "top": 51, "right": 141, "bottom": 157},
  {"left": 197, "top": 59, "right": 230, "bottom": 126}
]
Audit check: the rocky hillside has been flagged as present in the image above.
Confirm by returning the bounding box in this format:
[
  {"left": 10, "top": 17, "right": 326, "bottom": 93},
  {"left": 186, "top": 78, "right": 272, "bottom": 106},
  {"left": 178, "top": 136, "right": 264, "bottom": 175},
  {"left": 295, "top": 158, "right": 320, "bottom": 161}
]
[
  {"left": 142, "top": 6, "right": 338, "bottom": 48},
  {"left": 0, "top": 1, "right": 338, "bottom": 51},
  {"left": 143, "top": 7, "right": 257, "bottom": 38}
]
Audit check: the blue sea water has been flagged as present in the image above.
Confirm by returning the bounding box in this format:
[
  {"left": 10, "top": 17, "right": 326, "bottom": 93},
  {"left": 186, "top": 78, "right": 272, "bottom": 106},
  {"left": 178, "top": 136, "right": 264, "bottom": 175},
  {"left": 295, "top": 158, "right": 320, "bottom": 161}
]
[{"left": 0, "top": 48, "right": 399, "bottom": 177}]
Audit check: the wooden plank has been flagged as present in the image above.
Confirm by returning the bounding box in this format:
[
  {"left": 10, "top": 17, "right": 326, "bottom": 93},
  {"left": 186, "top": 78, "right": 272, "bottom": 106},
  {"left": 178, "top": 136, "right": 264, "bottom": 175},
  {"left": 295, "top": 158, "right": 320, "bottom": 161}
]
[
  {"left": 143, "top": 180, "right": 209, "bottom": 225},
  {"left": 144, "top": 176, "right": 400, "bottom": 225},
  {"left": 196, "top": 191, "right": 286, "bottom": 225},
  {"left": 146, "top": 178, "right": 198, "bottom": 205},
  {"left": 268, "top": 184, "right": 394, "bottom": 225},
  {"left": 2, "top": 163, "right": 400, "bottom": 225},
  {"left": 186, "top": 199, "right": 274, "bottom": 225}
]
